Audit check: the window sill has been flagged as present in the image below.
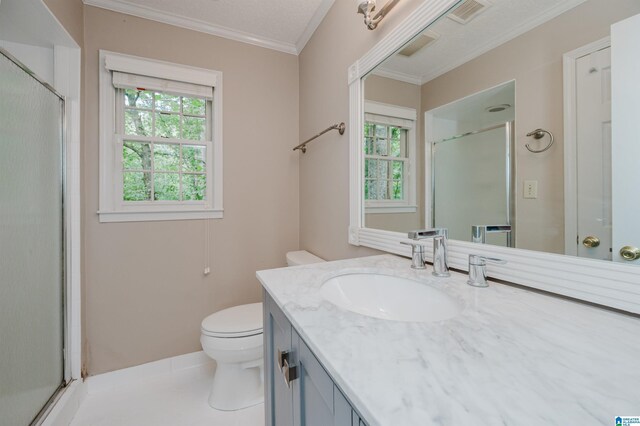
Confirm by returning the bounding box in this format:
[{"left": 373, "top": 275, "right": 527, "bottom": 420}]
[
  {"left": 365, "top": 205, "right": 417, "bottom": 214},
  {"left": 98, "top": 209, "right": 223, "bottom": 223}
]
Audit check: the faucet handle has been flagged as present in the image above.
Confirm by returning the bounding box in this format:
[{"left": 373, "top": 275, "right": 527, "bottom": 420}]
[
  {"left": 467, "top": 254, "right": 507, "bottom": 287},
  {"left": 408, "top": 228, "right": 447, "bottom": 240},
  {"left": 400, "top": 241, "right": 427, "bottom": 270}
]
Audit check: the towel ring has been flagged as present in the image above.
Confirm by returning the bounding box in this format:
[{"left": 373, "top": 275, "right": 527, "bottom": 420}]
[{"left": 525, "top": 129, "right": 554, "bottom": 153}]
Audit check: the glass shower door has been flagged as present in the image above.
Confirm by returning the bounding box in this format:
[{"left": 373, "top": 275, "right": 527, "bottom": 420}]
[
  {"left": 0, "top": 50, "right": 65, "bottom": 425},
  {"left": 432, "top": 123, "right": 513, "bottom": 246}
]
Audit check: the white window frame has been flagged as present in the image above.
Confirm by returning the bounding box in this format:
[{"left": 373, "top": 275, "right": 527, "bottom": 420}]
[
  {"left": 364, "top": 101, "right": 417, "bottom": 214},
  {"left": 98, "top": 50, "right": 223, "bottom": 222}
]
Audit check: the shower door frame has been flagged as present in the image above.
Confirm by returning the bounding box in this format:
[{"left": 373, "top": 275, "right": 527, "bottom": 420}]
[
  {"left": 427, "top": 120, "right": 516, "bottom": 247},
  {"left": 1, "top": 46, "right": 69, "bottom": 423},
  {"left": 0, "top": 40, "right": 82, "bottom": 425}
]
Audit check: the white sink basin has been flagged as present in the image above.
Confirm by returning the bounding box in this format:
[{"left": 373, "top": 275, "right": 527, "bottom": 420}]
[{"left": 321, "top": 273, "right": 462, "bottom": 322}]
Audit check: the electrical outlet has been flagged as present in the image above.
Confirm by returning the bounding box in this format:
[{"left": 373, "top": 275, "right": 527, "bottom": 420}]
[{"left": 524, "top": 180, "right": 538, "bottom": 199}]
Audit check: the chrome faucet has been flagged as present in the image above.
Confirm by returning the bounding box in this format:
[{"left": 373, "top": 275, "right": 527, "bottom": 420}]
[
  {"left": 467, "top": 254, "right": 507, "bottom": 287},
  {"left": 401, "top": 229, "right": 450, "bottom": 277},
  {"left": 471, "top": 225, "right": 513, "bottom": 247}
]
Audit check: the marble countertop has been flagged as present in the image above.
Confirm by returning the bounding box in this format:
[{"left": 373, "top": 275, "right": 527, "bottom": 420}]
[{"left": 256, "top": 255, "right": 640, "bottom": 426}]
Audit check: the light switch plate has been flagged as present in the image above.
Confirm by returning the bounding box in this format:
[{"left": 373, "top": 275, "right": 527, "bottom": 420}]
[{"left": 524, "top": 180, "right": 538, "bottom": 199}]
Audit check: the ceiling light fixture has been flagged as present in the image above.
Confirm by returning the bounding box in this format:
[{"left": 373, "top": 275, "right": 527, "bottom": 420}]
[{"left": 356, "top": 0, "right": 400, "bottom": 30}]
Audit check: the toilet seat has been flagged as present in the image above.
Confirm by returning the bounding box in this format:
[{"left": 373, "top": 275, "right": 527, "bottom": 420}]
[{"left": 201, "top": 303, "right": 263, "bottom": 338}]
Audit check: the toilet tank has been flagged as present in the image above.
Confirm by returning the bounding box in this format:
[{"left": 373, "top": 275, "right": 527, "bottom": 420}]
[{"left": 286, "top": 250, "right": 325, "bottom": 266}]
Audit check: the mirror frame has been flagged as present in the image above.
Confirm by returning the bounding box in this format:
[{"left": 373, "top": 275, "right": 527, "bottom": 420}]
[{"left": 348, "top": 0, "right": 640, "bottom": 314}]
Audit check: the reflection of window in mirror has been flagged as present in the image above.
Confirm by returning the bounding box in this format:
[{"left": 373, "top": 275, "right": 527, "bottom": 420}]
[{"left": 363, "top": 101, "right": 416, "bottom": 214}]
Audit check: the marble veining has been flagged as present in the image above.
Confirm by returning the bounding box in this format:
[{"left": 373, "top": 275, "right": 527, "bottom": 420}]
[{"left": 256, "top": 255, "right": 640, "bottom": 426}]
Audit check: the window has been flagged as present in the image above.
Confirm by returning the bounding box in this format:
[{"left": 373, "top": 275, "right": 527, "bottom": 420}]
[
  {"left": 364, "top": 101, "right": 417, "bottom": 213},
  {"left": 99, "top": 51, "right": 223, "bottom": 222}
]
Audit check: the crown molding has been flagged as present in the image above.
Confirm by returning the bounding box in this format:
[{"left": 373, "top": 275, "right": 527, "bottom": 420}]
[
  {"left": 419, "top": 0, "right": 588, "bottom": 84},
  {"left": 295, "top": 0, "right": 335, "bottom": 54},
  {"left": 371, "top": 68, "right": 423, "bottom": 85},
  {"left": 83, "top": 0, "right": 299, "bottom": 55}
]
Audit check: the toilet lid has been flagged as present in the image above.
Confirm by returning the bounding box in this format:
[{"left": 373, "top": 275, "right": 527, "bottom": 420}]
[{"left": 201, "top": 303, "right": 263, "bottom": 337}]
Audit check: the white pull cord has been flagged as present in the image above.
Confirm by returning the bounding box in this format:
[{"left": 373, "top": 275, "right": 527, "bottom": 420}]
[{"left": 204, "top": 218, "right": 211, "bottom": 275}]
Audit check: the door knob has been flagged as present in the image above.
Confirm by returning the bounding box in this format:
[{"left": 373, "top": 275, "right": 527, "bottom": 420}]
[
  {"left": 582, "top": 236, "right": 600, "bottom": 248},
  {"left": 619, "top": 246, "right": 640, "bottom": 261}
]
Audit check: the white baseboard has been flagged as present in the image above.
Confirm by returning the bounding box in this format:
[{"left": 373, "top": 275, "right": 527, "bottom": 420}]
[
  {"left": 87, "top": 351, "right": 213, "bottom": 394},
  {"left": 41, "top": 380, "right": 87, "bottom": 426}
]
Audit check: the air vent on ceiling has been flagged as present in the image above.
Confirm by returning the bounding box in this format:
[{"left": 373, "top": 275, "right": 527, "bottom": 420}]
[
  {"left": 447, "top": 0, "right": 491, "bottom": 25},
  {"left": 397, "top": 30, "right": 440, "bottom": 57}
]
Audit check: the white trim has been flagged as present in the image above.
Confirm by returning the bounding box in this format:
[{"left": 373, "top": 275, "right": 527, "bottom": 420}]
[
  {"left": 104, "top": 51, "right": 218, "bottom": 87},
  {"left": 296, "top": 0, "right": 335, "bottom": 54},
  {"left": 366, "top": 205, "right": 417, "bottom": 214},
  {"left": 364, "top": 101, "right": 417, "bottom": 121},
  {"left": 563, "top": 37, "right": 611, "bottom": 256},
  {"left": 348, "top": 2, "right": 640, "bottom": 314},
  {"left": 371, "top": 68, "right": 423, "bottom": 85},
  {"left": 419, "top": 0, "right": 588, "bottom": 84},
  {"left": 83, "top": 0, "right": 298, "bottom": 55},
  {"left": 98, "top": 51, "right": 224, "bottom": 223},
  {"left": 86, "top": 351, "right": 212, "bottom": 394},
  {"left": 98, "top": 209, "right": 223, "bottom": 223},
  {"left": 54, "top": 44, "right": 83, "bottom": 382},
  {"left": 41, "top": 381, "right": 87, "bottom": 426}
]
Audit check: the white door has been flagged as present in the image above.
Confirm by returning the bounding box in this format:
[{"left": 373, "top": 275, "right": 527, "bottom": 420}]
[
  {"left": 576, "top": 47, "right": 612, "bottom": 260},
  {"left": 611, "top": 13, "right": 640, "bottom": 264}
]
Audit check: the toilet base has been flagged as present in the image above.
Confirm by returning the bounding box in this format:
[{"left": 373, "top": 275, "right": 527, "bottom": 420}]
[{"left": 209, "top": 360, "right": 264, "bottom": 411}]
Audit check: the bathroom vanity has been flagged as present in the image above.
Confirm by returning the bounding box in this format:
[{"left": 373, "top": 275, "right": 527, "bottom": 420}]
[{"left": 258, "top": 255, "right": 640, "bottom": 425}]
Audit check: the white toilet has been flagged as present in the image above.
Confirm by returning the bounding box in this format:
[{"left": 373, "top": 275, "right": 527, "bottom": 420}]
[{"left": 200, "top": 250, "right": 325, "bottom": 411}]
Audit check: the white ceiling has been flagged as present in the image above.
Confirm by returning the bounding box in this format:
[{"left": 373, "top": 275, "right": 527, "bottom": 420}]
[
  {"left": 83, "top": 0, "right": 336, "bottom": 54},
  {"left": 376, "top": 0, "right": 588, "bottom": 84}
]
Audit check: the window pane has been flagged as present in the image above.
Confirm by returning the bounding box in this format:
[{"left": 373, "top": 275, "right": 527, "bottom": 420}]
[
  {"left": 392, "top": 161, "right": 403, "bottom": 180},
  {"left": 375, "top": 138, "right": 388, "bottom": 156},
  {"left": 364, "top": 122, "right": 373, "bottom": 137},
  {"left": 123, "top": 141, "right": 151, "bottom": 170},
  {"left": 155, "top": 93, "right": 180, "bottom": 112},
  {"left": 124, "top": 89, "right": 152, "bottom": 108},
  {"left": 125, "top": 109, "right": 152, "bottom": 136},
  {"left": 375, "top": 125, "right": 387, "bottom": 138},
  {"left": 390, "top": 127, "right": 401, "bottom": 140},
  {"left": 123, "top": 172, "right": 151, "bottom": 201},
  {"left": 155, "top": 112, "right": 180, "bottom": 138},
  {"left": 182, "top": 145, "right": 206, "bottom": 172},
  {"left": 392, "top": 180, "right": 403, "bottom": 200},
  {"left": 390, "top": 138, "right": 401, "bottom": 157},
  {"left": 154, "top": 144, "right": 180, "bottom": 171},
  {"left": 377, "top": 160, "right": 389, "bottom": 179},
  {"left": 183, "top": 97, "right": 206, "bottom": 116},
  {"left": 364, "top": 137, "right": 373, "bottom": 155},
  {"left": 365, "top": 159, "right": 376, "bottom": 178},
  {"left": 377, "top": 180, "right": 389, "bottom": 200},
  {"left": 366, "top": 180, "right": 377, "bottom": 200},
  {"left": 182, "top": 116, "right": 205, "bottom": 141},
  {"left": 183, "top": 174, "right": 206, "bottom": 201},
  {"left": 154, "top": 173, "right": 180, "bottom": 200}
]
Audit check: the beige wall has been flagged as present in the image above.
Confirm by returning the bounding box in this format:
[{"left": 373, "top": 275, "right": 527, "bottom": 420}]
[
  {"left": 83, "top": 6, "right": 300, "bottom": 374},
  {"left": 43, "top": 0, "right": 84, "bottom": 47},
  {"left": 298, "top": 0, "right": 425, "bottom": 260},
  {"left": 420, "top": 0, "right": 640, "bottom": 254},
  {"left": 364, "top": 75, "right": 423, "bottom": 232}
]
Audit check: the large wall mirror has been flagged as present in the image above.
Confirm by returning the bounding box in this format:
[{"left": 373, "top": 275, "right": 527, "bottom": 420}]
[{"left": 349, "top": 0, "right": 640, "bottom": 313}]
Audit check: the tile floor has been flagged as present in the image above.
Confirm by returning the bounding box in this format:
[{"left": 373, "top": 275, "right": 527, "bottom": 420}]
[{"left": 70, "top": 364, "right": 264, "bottom": 426}]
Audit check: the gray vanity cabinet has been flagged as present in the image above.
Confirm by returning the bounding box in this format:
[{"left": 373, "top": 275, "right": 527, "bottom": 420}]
[{"left": 264, "top": 291, "right": 367, "bottom": 426}]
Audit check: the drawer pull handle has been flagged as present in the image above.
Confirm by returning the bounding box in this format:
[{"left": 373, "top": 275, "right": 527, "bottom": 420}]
[{"left": 282, "top": 358, "right": 298, "bottom": 388}]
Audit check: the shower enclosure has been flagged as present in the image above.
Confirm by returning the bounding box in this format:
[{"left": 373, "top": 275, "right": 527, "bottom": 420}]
[
  {"left": 0, "top": 49, "right": 66, "bottom": 425},
  {"left": 431, "top": 122, "right": 515, "bottom": 247}
]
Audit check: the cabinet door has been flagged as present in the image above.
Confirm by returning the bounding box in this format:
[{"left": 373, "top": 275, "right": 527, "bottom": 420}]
[
  {"left": 294, "top": 332, "right": 354, "bottom": 426},
  {"left": 264, "top": 292, "right": 294, "bottom": 426},
  {"left": 334, "top": 387, "right": 354, "bottom": 426}
]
